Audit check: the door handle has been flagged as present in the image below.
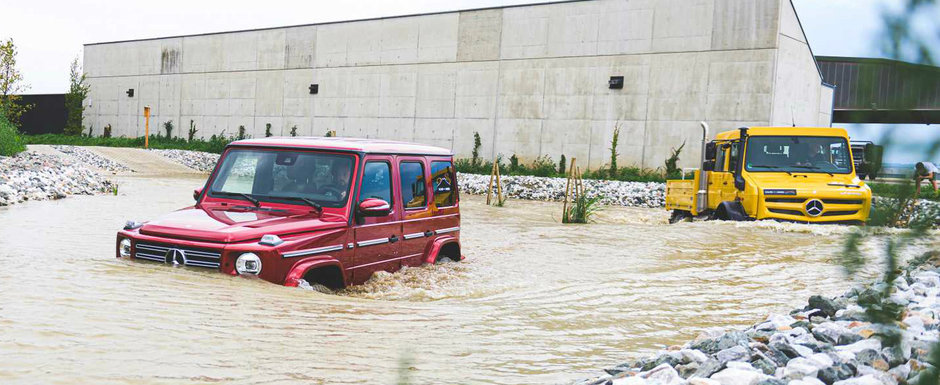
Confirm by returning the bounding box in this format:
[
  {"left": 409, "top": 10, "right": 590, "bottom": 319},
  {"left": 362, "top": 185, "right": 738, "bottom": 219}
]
[
  {"left": 424, "top": 230, "right": 434, "bottom": 237},
  {"left": 389, "top": 235, "right": 399, "bottom": 243}
]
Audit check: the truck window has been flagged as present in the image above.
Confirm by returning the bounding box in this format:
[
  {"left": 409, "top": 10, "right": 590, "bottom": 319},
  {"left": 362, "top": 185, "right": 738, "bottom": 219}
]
[
  {"left": 399, "top": 162, "right": 427, "bottom": 209},
  {"left": 729, "top": 142, "right": 741, "bottom": 173},
  {"left": 745, "top": 136, "right": 852, "bottom": 174},
  {"left": 430, "top": 161, "right": 456, "bottom": 207},
  {"left": 359, "top": 161, "right": 393, "bottom": 204},
  {"left": 714, "top": 145, "right": 727, "bottom": 172}
]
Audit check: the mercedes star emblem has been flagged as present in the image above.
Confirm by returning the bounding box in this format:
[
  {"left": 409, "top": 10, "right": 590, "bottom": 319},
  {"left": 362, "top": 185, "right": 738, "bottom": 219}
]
[{"left": 805, "top": 199, "right": 824, "bottom": 217}]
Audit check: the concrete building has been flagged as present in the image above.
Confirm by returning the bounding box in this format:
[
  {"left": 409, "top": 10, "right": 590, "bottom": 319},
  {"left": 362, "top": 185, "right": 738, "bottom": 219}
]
[{"left": 83, "top": 0, "right": 833, "bottom": 169}]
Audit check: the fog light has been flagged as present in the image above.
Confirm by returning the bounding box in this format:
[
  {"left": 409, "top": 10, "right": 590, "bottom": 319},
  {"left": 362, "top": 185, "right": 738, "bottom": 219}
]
[
  {"left": 120, "top": 238, "right": 132, "bottom": 258},
  {"left": 236, "top": 253, "right": 262, "bottom": 275}
]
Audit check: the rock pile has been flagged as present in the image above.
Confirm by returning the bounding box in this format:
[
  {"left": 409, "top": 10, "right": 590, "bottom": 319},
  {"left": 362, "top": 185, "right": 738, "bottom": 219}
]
[
  {"left": 0, "top": 152, "right": 116, "bottom": 206},
  {"left": 872, "top": 196, "right": 940, "bottom": 228},
  {"left": 458, "top": 173, "right": 666, "bottom": 208},
  {"left": 150, "top": 149, "right": 220, "bottom": 173},
  {"left": 575, "top": 255, "right": 940, "bottom": 385},
  {"left": 52, "top": 145, "right": 132, "bottom": 173}
]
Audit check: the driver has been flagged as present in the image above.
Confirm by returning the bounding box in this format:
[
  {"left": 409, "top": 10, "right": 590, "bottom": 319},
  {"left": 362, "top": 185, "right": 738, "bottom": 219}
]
[{"left": 320, "top": 160, "right": 352, "bottom": 200}]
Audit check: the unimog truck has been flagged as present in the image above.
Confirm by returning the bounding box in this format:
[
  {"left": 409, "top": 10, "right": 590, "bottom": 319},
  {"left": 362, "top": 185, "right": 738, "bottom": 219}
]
[{"left": 666, "top": 123, "right": 872, "bottom": 225}]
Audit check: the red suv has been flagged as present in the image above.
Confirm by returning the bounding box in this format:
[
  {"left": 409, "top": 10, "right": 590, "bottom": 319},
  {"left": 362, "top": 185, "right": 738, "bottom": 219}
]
[{"left": 116, "top": 137, "right": 462, "bottom": 289}]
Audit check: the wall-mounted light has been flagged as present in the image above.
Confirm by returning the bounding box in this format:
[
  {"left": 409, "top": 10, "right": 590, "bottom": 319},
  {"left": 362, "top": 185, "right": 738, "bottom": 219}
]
[
  {"left": 309, "top": 84, "right": 319, "bottom": 95},
  {"left": 608, "top": 76, "right": 624, "bottom": 90},
  {"left": 126, "top": 89, "right": 135, "bottom": 97}
]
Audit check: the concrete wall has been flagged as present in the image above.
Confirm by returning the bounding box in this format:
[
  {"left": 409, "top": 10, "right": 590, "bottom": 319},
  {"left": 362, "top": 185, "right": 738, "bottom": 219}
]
[{"left": 83, "top": 0, "right": 832, "bottom": 169}]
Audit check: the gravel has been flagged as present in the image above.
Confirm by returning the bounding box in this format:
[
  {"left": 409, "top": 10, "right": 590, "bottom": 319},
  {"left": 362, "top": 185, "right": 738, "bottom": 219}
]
[
  {"left": 0, "top": 152, "right": 116, "bottom": 207},
  {"left": 574, "top": 254, "right": 940, "bottom": 385},
  {"left": 149, "top": 149, "right": 220, "bottom": 172},
  {"left": 458, "top": 173, "right": 666, "bottom": 208},
  {"left": 52, "top": 145, "right": 132, "bottom": 173}
]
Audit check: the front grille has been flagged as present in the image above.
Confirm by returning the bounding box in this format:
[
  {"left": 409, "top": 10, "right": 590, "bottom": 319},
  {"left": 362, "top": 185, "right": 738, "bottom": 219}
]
[
  {"left": 822, "top": 210, "right": 859, "bottom": 217},
  {"left": 766, "top": 198, "right": 805, "bottom": 203},
  {"left": 134, "top": 242, "right": 221, "bottom": 269},
  {"left": 822, "top": 199, "right": 864, "bottom": 205},
  {"left": 769, "top": 208, "right": 804, "bottom": 216}
]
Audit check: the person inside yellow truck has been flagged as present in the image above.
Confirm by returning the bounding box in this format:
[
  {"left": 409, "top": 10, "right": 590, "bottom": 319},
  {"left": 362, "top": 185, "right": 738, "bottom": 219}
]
[{"left": 914, "top": 161, "right": 939, "bottom": 195}]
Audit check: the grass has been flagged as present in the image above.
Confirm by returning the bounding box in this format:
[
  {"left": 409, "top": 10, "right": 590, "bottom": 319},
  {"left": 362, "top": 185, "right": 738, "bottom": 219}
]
[
  {"left": 24, "top": 133, "right": 234, "bottom": 154},
  {"left": 0, "top": 111, "right": 26, "bottom": 156},
  {"left": 869, "top": 182, "right": 940, "bottom": 202},
  {"left": 454, "top": 157, "right": 668, "bottom": 183}
]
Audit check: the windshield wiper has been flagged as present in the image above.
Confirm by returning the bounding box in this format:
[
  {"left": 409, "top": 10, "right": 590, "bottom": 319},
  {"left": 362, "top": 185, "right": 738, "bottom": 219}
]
[
  {"left": 281, "top": 196, "right": 323, "bottom": 213},
  {"left": 791, "top": 165, "right": 834, "bottom": 176},
  {"left": 215, "top": 191, "right": 261, "bottom": 207},
  {"left": 749, "top": 165, "right": 793, "bottom": 176}
]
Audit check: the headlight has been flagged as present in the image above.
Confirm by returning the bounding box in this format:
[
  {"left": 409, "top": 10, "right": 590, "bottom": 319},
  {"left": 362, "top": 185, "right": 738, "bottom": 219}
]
[
  {"left": 236, "top": 253, "right": 262, "bottom": 275},
  {"left": 119, "top": 238, "right": 132, "bottom": 258}
]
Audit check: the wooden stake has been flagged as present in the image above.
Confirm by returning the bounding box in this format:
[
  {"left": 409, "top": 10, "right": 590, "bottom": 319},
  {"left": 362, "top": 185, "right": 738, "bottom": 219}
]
[
  {"left": 563, "top": 157, "right": 577, "bottom": 216},
  {"left": 486, "top": 161, "right": 497, "bottom": 205},
  {"left": 495, "top": 162, "right": 503, "bottom": 205}
]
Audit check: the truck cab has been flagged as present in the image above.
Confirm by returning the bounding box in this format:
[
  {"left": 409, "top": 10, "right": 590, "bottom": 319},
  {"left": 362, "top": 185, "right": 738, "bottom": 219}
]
[
  {"left": 116, "top": 137, "right": 462, "bottom": 289},
  {"left": 666, "top": 125, "right": 871, "bottom": 225}
]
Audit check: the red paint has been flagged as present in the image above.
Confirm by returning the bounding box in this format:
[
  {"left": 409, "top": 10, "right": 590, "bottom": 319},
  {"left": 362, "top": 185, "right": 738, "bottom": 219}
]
[{"left": 116, "top": 138, "right": 461, "bottom": 288}]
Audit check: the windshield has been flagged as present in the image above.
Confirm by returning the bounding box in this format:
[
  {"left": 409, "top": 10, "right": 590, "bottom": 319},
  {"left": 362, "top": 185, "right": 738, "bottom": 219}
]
[
  {"left": 745, "top": 136, "right": 853, "bottom": 174},
  {"left": 209, "top": 149, "right": 356, "bottom": 208}
]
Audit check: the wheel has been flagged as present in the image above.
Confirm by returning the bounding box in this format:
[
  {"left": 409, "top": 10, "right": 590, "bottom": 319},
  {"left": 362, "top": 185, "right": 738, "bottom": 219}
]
[{"left": 669, "top": 210, "right": 693, "bottom": 224}]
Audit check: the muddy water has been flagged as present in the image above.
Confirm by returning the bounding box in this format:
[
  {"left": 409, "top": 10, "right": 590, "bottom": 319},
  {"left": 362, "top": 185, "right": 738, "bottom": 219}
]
[{"left": 0, "top": 176, "right": 927, "bottom": 385}]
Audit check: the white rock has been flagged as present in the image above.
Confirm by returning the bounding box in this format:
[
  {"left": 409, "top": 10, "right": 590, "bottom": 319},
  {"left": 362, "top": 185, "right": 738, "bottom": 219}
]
[
  {"left": 709, "top": 368, "right": 767, "bottom": 385},
  {"left": 832, "top": 374, "right": 892, "bottom": 385},
  {"left": 836, "top": 339, "right": 882, "bottom": 354},
  {"left": 790, "top": 378, "right": 826, "bottom": 385},
  {"left": 681, "top": 349, "right": 709, "bottom": 364},
  {"left": 689, "top": 379, "right": 720, "bottom": 385},
  {"left": 613, "top": 377, "right": 649, "bottom": 385},
  {"left": 783, "top": 358, "right": 820, "bottom": 379},
  {"left": 726, "top": 362, "right": 760, "bottom": 372},
  {"left": 640, "top": 364, "right": 683, "bottom": 385},
  {"left": 807, "top": 353, "right": 834, "bottom": 369}
]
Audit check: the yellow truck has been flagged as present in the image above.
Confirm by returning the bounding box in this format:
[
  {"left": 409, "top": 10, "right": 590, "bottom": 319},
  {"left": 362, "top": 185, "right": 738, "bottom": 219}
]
[{"left": 666, "top": 123, "right": 872, "bottom": 225}]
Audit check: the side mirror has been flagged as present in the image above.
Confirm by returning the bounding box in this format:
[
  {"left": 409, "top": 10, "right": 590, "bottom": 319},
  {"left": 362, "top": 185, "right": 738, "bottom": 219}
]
[
  {"left": 193, "top": 188, "right": 203, "bottom": 201},
  {"left": 704, "top": 142, "right": 717, "bottom": 161},
  {"left": 358, "top": 198, "right": 391, "bottom": 217},
  {"left": 702, "top": 160, "right": 716, "bottom": 172}
]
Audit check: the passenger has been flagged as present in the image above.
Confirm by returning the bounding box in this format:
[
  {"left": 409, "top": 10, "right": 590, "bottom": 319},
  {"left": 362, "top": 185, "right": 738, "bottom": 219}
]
[{"left": 914, "top": 161, "right": 939, "bottom": 195}]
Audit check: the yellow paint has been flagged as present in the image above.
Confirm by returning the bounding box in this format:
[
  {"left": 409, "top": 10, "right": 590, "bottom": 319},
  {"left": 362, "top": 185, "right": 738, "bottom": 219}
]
[{"left": 665, "top": 126, "right": 872, "bottom": 224}]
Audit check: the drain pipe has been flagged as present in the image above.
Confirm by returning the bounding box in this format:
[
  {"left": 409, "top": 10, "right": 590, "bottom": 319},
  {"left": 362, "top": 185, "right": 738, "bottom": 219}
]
[{"left": 697, "top": 122, "right": 709, "bottom": 214}]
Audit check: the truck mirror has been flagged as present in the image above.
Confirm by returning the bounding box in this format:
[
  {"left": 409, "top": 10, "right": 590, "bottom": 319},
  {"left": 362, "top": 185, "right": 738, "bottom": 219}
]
[
  {"left": 358, "top": 198, "right": 391, "bottom": 217},
  {"left": 705, "top": 142, "right": 717, "bottom": 160},
  {"left": 193, "top": 188, "right": 203, "bottom": 201},
  {"left": 702, "top": 160, "right": 715, "bottom": 171}
]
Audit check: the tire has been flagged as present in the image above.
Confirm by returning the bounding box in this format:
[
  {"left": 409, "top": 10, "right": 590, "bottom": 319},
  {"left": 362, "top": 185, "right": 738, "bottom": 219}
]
[{"left": 668, "top": 210, "right": 693, "bottom": 224}]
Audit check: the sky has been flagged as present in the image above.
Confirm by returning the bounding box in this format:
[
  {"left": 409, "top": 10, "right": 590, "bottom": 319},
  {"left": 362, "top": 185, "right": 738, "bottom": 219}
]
[{"left": 1, "top": 0, "right": 937, "bottom": 163}]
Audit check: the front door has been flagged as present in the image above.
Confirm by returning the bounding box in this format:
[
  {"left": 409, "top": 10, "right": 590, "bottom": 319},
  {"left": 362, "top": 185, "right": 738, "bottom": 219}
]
[
  {"left": 397, "top": 157, "right": 433, "bottom": 267},
  {"left": 352, "top": 157, "right": 401, "bottom": 284}
]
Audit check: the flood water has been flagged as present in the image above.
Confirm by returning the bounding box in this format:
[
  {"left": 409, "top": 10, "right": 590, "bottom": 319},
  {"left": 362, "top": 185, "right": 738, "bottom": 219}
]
[{"left": 0, "top": 175, "right": 932, "bottom": 385}]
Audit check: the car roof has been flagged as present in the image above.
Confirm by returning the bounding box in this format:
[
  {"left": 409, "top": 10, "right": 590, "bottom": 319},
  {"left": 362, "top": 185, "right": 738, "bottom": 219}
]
[
  {"left": 715, "top": 127, "right": 849, "bottom": 140},
  {"left": 228, "top": 137, "right": 453, "bottom": 156}
]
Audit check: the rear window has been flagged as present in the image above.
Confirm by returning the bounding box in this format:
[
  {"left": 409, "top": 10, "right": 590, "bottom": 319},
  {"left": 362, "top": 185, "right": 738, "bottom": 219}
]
[{"left": 430, "top": 161, "right": 456, "bottom": 207}]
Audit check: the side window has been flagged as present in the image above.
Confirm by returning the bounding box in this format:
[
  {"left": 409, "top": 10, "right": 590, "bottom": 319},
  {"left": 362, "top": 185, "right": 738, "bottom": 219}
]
[
  {"left": 359, "top": 161, "right": 392, "bottom": 204},
  {"left": 729, "top": 142, "right": 741, "bottom": 173},
  {"left": 399, "top": 162, "right": 427, "bottom": 209},
  {"left": 714, "top": 145, "right": 727, "bottom": 172},
  {"left": 430, "top": 161, "right": 456, "bottom": 207}
]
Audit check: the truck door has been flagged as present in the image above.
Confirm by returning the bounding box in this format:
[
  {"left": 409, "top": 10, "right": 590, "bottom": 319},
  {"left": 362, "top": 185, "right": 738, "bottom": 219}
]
[
  {"left": 707, "top": 143, "right": 732, "bottom": 209},
  {"left": 352, "top": 156, "right": 402, "bottom": 284},
  {"left": 397, "top": 157, "right": 433, "bottom": 267}
]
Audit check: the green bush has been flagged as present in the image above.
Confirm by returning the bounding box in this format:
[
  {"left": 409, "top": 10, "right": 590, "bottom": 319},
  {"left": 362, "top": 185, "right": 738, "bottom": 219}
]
[
  {"left": 527, "top": 155, "right": 557, "bottom": 177},
  {"left": 870, "top": 182, "right": 940, "bottom": 202},
  {"left": 563, "top": 194, "right": 603, "bottom": 224},
  {"left": 24, "top": 133, "right": 233, "bottom": 154},
  {"left": 0, "top": 111, "right": 26, "bottom": 156}
]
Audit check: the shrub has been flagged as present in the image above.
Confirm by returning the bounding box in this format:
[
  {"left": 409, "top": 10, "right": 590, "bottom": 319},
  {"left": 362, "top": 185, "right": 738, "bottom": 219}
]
[
  {"left": 187, "top": 120, "right": 198, "bottom": 142},
  {"left": 103, "top": 124, "right": 112, "bottom": 138},
  {"left": 472, "top": 132, "right": 482, "bottom": 167},
  {"left": 509, "top": 154, "right": 519, "bottom": 172},
  {"left": 290, "top": 125, "right": 298, "bottom": 137},
  {"left": 609, "top": 124, "right": 621, "bottom": 178},
  {"left": 24, "top": 132, "right": 234, "bottom": 154},
  {"left": 265, "top": 123, "right": 272, "bottom": 137},
  {"left": 0, "top": 111, "right": 25, "bottom": 156},
  {"left": 559, "top": 154, "right": 566, "bottom": 175},
  {"left": 528, "top": 155, "right": 557, "bottom": 177},
  {"left": 237, "top": 125, "right": 247, "bottom": 140},
  {"left": 664, "top": 141, "right": 686, "bottom": 179},
  {"left": 163, "top": 120, "right": 174, "bottom": 138},
  {"left": 563, "top": 194, "right": 602, "bottom": 224},
  {"left": 86, "top": 125, "right": 93, "bottom": 137}
]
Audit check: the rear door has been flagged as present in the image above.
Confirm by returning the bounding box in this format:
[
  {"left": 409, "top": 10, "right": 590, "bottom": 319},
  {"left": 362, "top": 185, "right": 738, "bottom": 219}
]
[
  {"left": 351, "top": 156, "right": 402, "bottom": 284},
  {"left": 397, "top": 157, "right": 433, "bottom": 267}
]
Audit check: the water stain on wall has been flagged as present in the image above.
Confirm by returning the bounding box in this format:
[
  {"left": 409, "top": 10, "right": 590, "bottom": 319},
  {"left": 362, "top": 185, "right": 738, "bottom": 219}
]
[{"left": 161, "top": 48, "right": 180, "bottom": 74}]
